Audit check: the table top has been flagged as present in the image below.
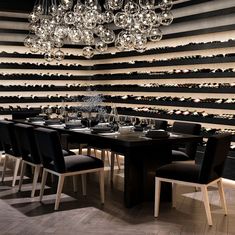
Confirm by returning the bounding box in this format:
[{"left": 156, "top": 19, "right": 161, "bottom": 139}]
[{"left": 14, "top": 119, "right": 203, "bottom": 148}]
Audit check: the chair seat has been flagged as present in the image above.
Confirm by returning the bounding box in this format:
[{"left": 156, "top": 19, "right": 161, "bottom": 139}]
[
  {"left": 62, "top": 149, "right": 76, "bottom": 156},
  {"left": 47, "top": 155, "right": 104, "bottom": 173},
  {"left": 156, "top": 163, "right": 201, "bottom": 183},
  {"left": 65, "top": 155, "right": 104, "bottom": 172},
  {"left": 172, "top": 149, "right": 190, "bottom": 161}
]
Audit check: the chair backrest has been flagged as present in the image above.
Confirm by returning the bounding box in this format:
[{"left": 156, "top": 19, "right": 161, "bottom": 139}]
[
  {"left": 172, "top": 121, "right": 201, "bottom": 159},
  {"left": 34, "top": 127, "right": 66, "bottom": 173},
  {"left": 0, "top": 120, "right": 20, "bottom": 156},
  {"left": 199, "top": 134, "right": 231, "bottom": 184},
  {"left": 14, "top": 123, "right": 41, "bottom": 164},
  {"left": 154, "top": 119, "right": 168, "bottom": 131}
]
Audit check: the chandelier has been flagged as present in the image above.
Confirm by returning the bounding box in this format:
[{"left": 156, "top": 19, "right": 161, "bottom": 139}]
[{"left": 24, "top": 0, "right": 173, "bottom": 61}]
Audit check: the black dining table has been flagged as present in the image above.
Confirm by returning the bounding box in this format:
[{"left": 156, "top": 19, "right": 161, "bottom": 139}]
[{"left": 14, "top": 119, "right": 203, "bottom": 208}]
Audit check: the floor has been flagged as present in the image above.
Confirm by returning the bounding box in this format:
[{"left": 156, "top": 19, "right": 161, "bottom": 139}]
[{"left": 0, "top": 155, "right": 235, "bottom": 235}]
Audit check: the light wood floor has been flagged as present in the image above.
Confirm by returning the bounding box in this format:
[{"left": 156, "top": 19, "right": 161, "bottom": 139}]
[{"left": 0, "top": 158, "right": 235, "bottom": 235}]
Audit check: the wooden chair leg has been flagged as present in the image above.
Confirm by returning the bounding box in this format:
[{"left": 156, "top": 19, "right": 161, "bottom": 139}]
[
  {"left": 154, "top": 178, "right": 161, "bottom": 217},
  {"left": 87, "top": 147, "right": 91, "bottom": 156},
  {"left": 217, "top": 179, "right": 228, "bottom": 215},
  {"left": 79, "top": 144, "right": 83, "bottom": 154},
  {"left": 12, "top": 158, "right": 21, "bottom": 187},
  {"left": 99, "top": 169, "right": 105, "bottom": 204},
  {"left": 110, "top": 152, "right": 115, "bottom": 181},
  {"left": 31, "top": 165, "right": 41, "bottom": 197},
  {"left": 73, "top": 175, "right": 78, "bottom": 193},
  {"left": 201, "top": 185, "right": 213, "bottom": 226},
  {"left": 172, "top": 182, "right": 176, "bottom": 208},
  {"left": 81, "top": 174, "right": 87, "bottom": 196},
  {"left": 106, "top": 150, "right": 111, "bottom": 166},
  {"left": 18, "top": 161, "right": 26, "bottom": 192},
  {"left": 1, "top": 154, "right": 9, "bottom": 182},
  {"left": 101, "top": 150, "right": 105, "bottom": 162},
  {"left": 116, "top": 154, "right": 121, "bottom": 170},
  {"left": 54, "top": 175, "right": 65, "bottom": 210},
  {"left": 39, "top": 169, "right": 48, "bottom": 202},
  {"left": 94, "top": 149, "right": 98, "bottom": 158}
]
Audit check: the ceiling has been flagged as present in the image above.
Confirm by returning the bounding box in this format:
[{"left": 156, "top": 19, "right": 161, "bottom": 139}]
[
  {"left": 0, "top": 0, "right": 35, "bottom": 13},
  {"left": 0, "top": 0, "right": 190, "bottom": 14}
]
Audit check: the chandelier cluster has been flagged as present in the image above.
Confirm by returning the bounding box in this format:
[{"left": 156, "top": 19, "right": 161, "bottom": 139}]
[{"left": 24, "top": 0, "right": 173, "bottom": 61}]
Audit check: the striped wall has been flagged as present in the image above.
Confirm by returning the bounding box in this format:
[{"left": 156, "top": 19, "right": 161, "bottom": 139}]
[{"left": 0, "top": 0, "right": 235, "bottom": 137}]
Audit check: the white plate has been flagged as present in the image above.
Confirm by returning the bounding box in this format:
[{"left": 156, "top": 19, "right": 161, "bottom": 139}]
[
  {"left": 72, "top": 128, "right": 90, "bottom": 132},
  {"left": 98, "top": 132, "right": 119, "bottom": 136}
]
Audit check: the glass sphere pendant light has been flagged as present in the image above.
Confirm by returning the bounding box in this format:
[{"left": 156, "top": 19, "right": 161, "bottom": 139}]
[{"left": 24, "top": 0, "right": 173, "bottom": 60}]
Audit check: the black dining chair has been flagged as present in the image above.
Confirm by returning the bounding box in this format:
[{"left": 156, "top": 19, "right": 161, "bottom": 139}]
[
  {"left": 34, "top": 127, "right": 105, "bottom": 210},
  {"left": 0, "top": 120, "right": 21, "bottom": 187},
  {"left": 172, "top": 121, "right": 201, "bottom": 161},
  {"left": 14, "top": 123, "right": 42, "bottom": 197},
  {"left": 15, "top": 123, "right": 78, "bottom": 196},
  {"left": 154, "top": 134, "right": 232, "bottom": 226}
]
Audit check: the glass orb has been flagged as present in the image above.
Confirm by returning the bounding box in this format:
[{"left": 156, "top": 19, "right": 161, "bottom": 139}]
[
  {"left": 85, "top": 0, "right": 98, "bottom": 9},
  {"left": 95, "top": 40, "right": 108, "bottom": 53},
  {"left": 160, "top": 11, "right": 173, "bottom": 25},
  {"left": 84, "top": 21, "right": 97, "bottom": 29},
  {"left": 24, "top": 35, "right": 34, "bottom": 48},
  {"left": 152, "top": 13, "right": 161, "bottom": 27},
  {"left": 125, "top": 15, "right": 135, "bottom": 31},
  {"left": 100, "top": 29, "right": 115, "bottom": 44},
  {"left": 82, "top": 30, "right": 95, "bottom": 44},
  {"left": 33, "top": 4, "right": 43, "bottom": 15},
  {"left": 82, "top": 46, "right": 95, "bottom": 59},
  {"left": 83, "top": 10, "right": 98, "bottom": 29},
  {"left": 29, "top": 44, "right": 39, "bottom": 53},
  {"left": 68, "top": 27, "right": 82, "bottom": 43},
  {"left": 54, "top": 25, "right": 68, "bottom": 38},
  {"left": 95, "top": 25, "right": 106, "bottom": 36},
  {"left": 28, "top": 12, "right": 39, "bottom": 23},
  {"left": 139, "top": 23, "right": 152, "bottom": 34},
  {"left": 61, "top": 0, "right": 73, "bottom": 10},
  {"left": 114, "top": 12, "right": 128, "bottom": 28},
  {"left": 118, "top": 31, "right": 135, "bottom": 49},
  {"left": 29, "top": 23, "right": 38, "bottom": 33},
  {"left": 54, "top": 49, "right": 65, "bottom": 61},
  {"left": 53, "top": 14, "right": 63, "bottom": 24},
  {"left": 103, "top": 11, "right": 114, "bottom": 23},
  {"left": 108, "top": 0, "right": 123, "bottom": 10},
  {"left": 142, "top": 10, "right": 157, "bottom": 26},
  {"left": 41, "top": 18, "right": 55, "bottom": 34},
  {"left": 49, "top": 4, "right": 58, "bottom": 15},
  {"left": 35, "top": 26, "right": 48, "bottom": 39},
  {"left": 139, "top": 0, "right": 155, "bottom": 9},
  {"left": 40, "top": 41, "right": 54, "bottom": 52},
  {"left": 64, "top": 11, "right": 76, "bottom": 25},
  {"left": 54, "top": 38, "right": 64, "bottom": 48},
  {"left": 29, "top": 38, "right": 40, "bottom": 53},
  {"left": 74, "top": 13, "right": 84, "bottom": 27},
  {"left": 57, "top": 4, "right": 66, "bottom": 15},
  {"left": 74, "top": 2, "right": 85, "bottom": 13},
  {"left": 96, "top": 13, "right": 105, "bottom": 24},
  {"left": 149, "top": 27, "right": 162, "bottom": 41},
  {"left": 124, "top": 1, "right": 140, "bottom": 14},
  {"left": 134, "top": 34, "right": 147, "bottom": 52},
  {"left": 115, "top": 38, "right": 125, "bottom": 51},
  {"left": 159, "top": 0, "right": 173, "bottom": 10},
  {"left": 44, "top": 52, "right": 54, "bottom": 62}
]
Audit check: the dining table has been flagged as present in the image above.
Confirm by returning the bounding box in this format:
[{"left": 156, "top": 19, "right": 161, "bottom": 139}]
[{"left": 14, "top": 119, "right": 203, "bottom": 208}]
